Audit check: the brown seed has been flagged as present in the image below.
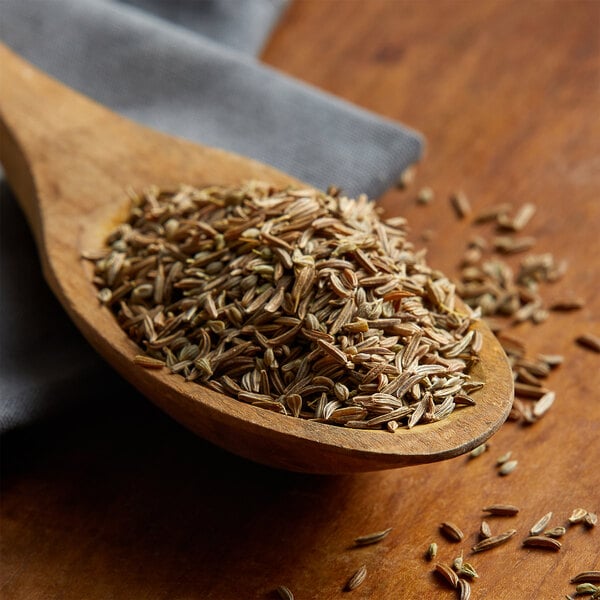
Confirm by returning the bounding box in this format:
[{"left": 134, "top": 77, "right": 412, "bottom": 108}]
[
  {"left": 276, "top": 585, "right": 294, "bottom": 600},
  {"left": 458, "top": 562, "right": 479, "bottom": 580},
  {"left": 133, "top": 355, "right": 166, "bottom": 369},
  {"left": 522, "top": 536, "right": 562, "bottom": 551},
  {"left": 585, "top": 512, "right": 598, "bottom": 528},
  {"left": 530, "top": 511, "right": 553, "bottom": 536},
  {"left": 575, "top": 583, "right": 599, "bottom": 595},
  {"left": 471, "top": 529, "right": 517, "bottom": 553},
  {"left": 498, "top": 460, "right": 518, "bottom": 476},
  {"left": 473, "top": 203, "right": 512, "bottom": 224},
  {"left": 549, "top": 297, "right": 585, "bottom": 311},
  {"left": 417, "top": 187, "right": 434, "bottom": 204},
  {"left": 543, "top": 526, "right": 566, "bottom": 538},
  {"left": 434, "top": 563, "right": 459, "bottom": 588},
  {"left": 494, "top": 235, "right": 537, "bottom": 254},
  {"left": 480, "top": 520, "right": 492, "bottom": 539},
  {"left": 450, "top": 191, "right": 472, "bottom": 219},
  {"left": 532, "top": 391, "right": 556, "bottom": 419},
  {"left": 452, "top": 553, "right": 463, "bottom": 572},
  {"left": 426, "top": 542, "right": 438, "bottom": 561},
  {"left": 469, "top": 443, "right": 488, "bottom": 458},
  {"left": 537, "top": 353, "right": 564, "bottom": 367},
  {"left": 514, "top": 382, "right": 550, "bottom": 399},
  {"left": 571, "top": 572, "right": 600, "bottom": 584},
  {"left": 354, "top": 527, "right": 393, "bottom": 546},
  {"left": 483, "top": 504, "right": 520, "bottom": 516},
  {"left": 576, "top": 334, "right": 600, "bottom": 353},
  {"left": 440, "top": 521, "right": 465, "bottom": 542},
  {"left": 495, "top": 202, "right": 536, "bottom": 232},
  {"left": 569, "top": 508, "right": 589, "bottom": 524},
  {"left": 396, "top": 165, "right": 415, "bottom": 189},
  {"left": 345, "top": 565, "right": 367, "bottom": 591},
  {"left": 458, "top": 578, "right": 471, "bottom": 600},
  {"left": 496, "top": 452, "right": 513, "bottom": 465}
]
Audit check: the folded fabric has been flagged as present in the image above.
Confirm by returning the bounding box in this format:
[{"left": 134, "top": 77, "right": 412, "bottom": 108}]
[
  {"left": 0, "top": 0, "right": 424, "bottom": 432},
  {"left": 0, "top": 0, "right": 423, "bottom": 197}
]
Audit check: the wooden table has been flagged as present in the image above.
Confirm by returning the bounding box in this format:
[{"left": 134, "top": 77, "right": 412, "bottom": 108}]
[{"left": 2, "top": 1, "right": 599, "bottom": 598}]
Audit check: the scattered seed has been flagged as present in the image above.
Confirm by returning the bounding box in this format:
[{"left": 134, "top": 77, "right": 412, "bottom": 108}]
[
  {"left": 440, "top": 522, "right": 465, "bottom": 542},
  {"left": 499, "top": 203, "right": 536, "bottom": 232},
  {"left": 585, "top": 512, "right": 598, "bottom": 528},
  {"left": 469, "top": 443, "right": 488, "bottom": 458},
  {"left": 496, "top": 452, "right": 513, "bottom": 465},
  {"left": 569, "top": 508, "right": 589, "bottom": 524},
  {"left": 354, "top": 528, "right": 393, "bottom": 546},
  {"left": 458, "top": 562, "right": 479, "bottom": 580},
  {"left": 345, "top": 565, "right": 367, "bottom": 591},
  {"left": 498, "top": 460, "right": 518, "bottom": 476},
  {"left": 483, "top": 504, "right": 520, "bottom": 517},
  {"left": 514, "top": 382, "right": 550, "bottom": 399},
  {"left": 530, "top": 512, "right": 553, "bottom": 536},
  {"left": 458, "top": 578, "right": 472, "bottom": 600},
  {"left": 576, "top": 334, "right": 600, "bottom": 353},
  {"left": 474, "top": 203, "right": 512, "bottom": 224},
  {"left": 417, "top": 187, "right": 434, "bottom": 204},
  {"left": 537, "top": 353, "right": 564, "bottom": 367},
  {"left": 396, "top": 165, "right": 416, "bottom": 189},
  {"left": 494, "top": 236, "right": 537, "bottom": 254},
  {"left": 480, "top": 520, "right": 492, "bottom": 539},
  {"left": 549, "top": 298, "right": 585, "bottom": 311},
  {"left": 434, "top": 563, "right": 459, "bottom": 588},
  {"left": 426, "top": 542, "right": 438, "bottom": 561},
  {"left": 450, "top": 191, "right": 472, "bottom": 219},
  {"left": 452, "top": 552, "right": 463, "bottom": 572},
  {"left": 522, "top": 535, "right": 562, "bottom": 551},
  {"left": 575, "top": 583, "right": 599, "bottom": 595},
  {"left": 571, "top": 572, "right": 600, "bottom": 584},
  {"left": 544, "top": 526, "right": 566, "bottom": 538},
  {"left": 276, "top": 585, "right": 294, "bottom": 600},
  {"left": 471, "top": 529, "right": 517, "bottom": 553},
  {"left": 532, "top": 391, "right": 556, "bottom": 419}
]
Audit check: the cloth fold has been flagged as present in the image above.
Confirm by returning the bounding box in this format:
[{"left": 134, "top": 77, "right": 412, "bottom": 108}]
[{"left": 0, "top": 0, "right": 424, "bottom": 432}]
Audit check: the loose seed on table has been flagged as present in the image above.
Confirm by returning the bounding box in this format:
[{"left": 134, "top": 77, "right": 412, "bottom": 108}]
[
  {"left": 471, "top": 529, "right": 517, "bottom": 553},
  {"left": 529, "top": 512, "right": 553, "bottom": 536},
  {"left": 426, "top": 542, "right": 438, "bottom": 561},
  {"left": 571, "top": 572, "right": 600, "bottom": 584},
  {"left": 576, "top": 334, "right": 600, "bottom": 353},
  {"left": 480, "top": 520, "right": 492, "bottom": 539},
  {"left": 483, "top": 504, "right": 520, "bottom": 516},
  {"left": 440, "top": 521, "right": 465, "bottom": 542},
  {"left": 522, "top": 536, "right": 562, "bottom": 551},
  {"left": 498, "top": 460, "right": 518, "bottom": 476},
  {"left": 543, "top": 526, "right": 566, "bottom": 538},
  {"left": 345, "top": 565, "right": 367, "bottom": 591},
  {"left": 434, "top": 563, "right": 459, "bottom": 588},
  {"left": 354, "top": 528, "right": 393, "bottom": 546},
  {"left": 569, "top": 508, "right": 589, "bottom": 524},
  {"left": 276, "top": 585, "right": 294, "bottom": 600}
]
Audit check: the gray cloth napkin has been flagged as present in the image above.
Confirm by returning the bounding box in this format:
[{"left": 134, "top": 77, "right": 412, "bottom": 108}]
[{"left": 0, "top": 0, "right": 424, "bottom": 432}]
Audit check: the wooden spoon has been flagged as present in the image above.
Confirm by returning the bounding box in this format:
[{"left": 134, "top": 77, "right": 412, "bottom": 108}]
[{"left": 0, "top": 44, "right": 513, "bottom": 473}]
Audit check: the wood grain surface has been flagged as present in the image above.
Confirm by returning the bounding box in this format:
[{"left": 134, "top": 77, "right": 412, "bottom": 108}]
[{"left": 2, "top": 1, "right": 599, "bottom": 598}]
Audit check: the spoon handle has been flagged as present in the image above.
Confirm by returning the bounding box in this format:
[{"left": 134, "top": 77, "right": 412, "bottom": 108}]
[{"left": 0, "top": 44, "right": 115, "bottom": 242}]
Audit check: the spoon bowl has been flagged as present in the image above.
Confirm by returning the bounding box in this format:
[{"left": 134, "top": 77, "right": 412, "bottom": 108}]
[{"left": 0, "top": 44, "right": 513, "bottom": 473}]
